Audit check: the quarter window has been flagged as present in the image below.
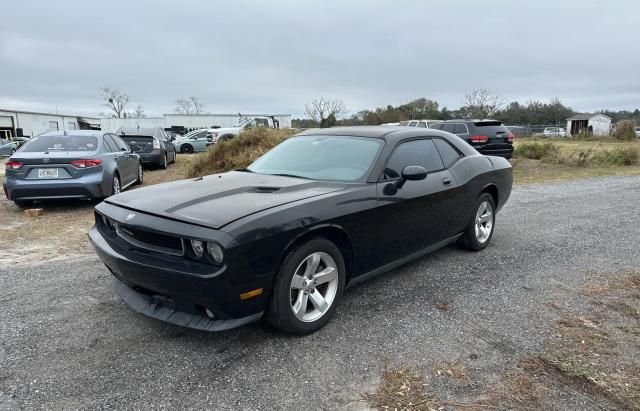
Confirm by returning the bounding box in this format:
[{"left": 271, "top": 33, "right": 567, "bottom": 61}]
[
  {"left": 383, "top": 139, "right": 445, "bottom": 180},
  {"left": 103, "top": 135, "right": 117, "bottom": 152},
  {"left": 452, "top": 124, "right": 468, "bottom": 134},
  {"left": 434, "top": 139, "right": 461, "bottom": 167}
]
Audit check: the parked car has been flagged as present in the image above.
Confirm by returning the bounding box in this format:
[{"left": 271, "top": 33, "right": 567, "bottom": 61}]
[
  {"left": 0, "top": 138, "right": 19, "bottom": 156},
  {"left": 635, "top": 127, "right": 640, "bottom": 138},
  {"left": 430, "top": 120, "right": 514, "bottom": 158},
  {"left": 211, "top": 116, "right": 280, "bottom": 142},
  {"left": 115, "top": 127, "right": 176, "bottom": 169},
  {"left": 506, "top": 125, "right": 532, "bottom": 137},
  {"left": 89, "top": 126, "right": 513, "bottom": 334},
  {"left": 174, "top": 129, "right": 216, "bottom": 153},
  {"left": 398, "top": 119, "right": 439, "bottom": 128},
  {"left": 3, "top": 131, "right": 143, "bottom": 208},
  {"left": 542, "top": 127, "right": 566, "bottom": 137}
]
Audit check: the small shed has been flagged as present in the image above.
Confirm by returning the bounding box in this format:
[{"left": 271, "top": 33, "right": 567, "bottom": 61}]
[{"left": 566, "top": 113, "right": 611, "bottom": 136}]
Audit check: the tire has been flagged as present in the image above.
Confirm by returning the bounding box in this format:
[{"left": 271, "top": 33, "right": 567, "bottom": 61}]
[
  {"left": 111, "top": 174, "right": 121, "bottom": 196},
  {"left": 459, "top": 193, "right": 496, "bottom": 251},
  {"left": 266, "top": 237, "right": 346, "bottom": 334},
  {"left": 180, "top": 145, "right": 193, "bottom": 154},
  {"left": 161, "top": 153, "right": 168, "bottom": 169},
  {"left": 219, "top": 134, "right": 234, "bottom": 142},
  {"left": 14, "top": 199, "right": 33, "bottom": 208},
  {"left": 135, "top": 162, "right": 144, "bottom": 185}
]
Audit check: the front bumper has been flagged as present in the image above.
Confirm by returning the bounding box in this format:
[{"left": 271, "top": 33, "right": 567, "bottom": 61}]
[
  {"left": 3, "top": 174, "right": 105, "bottom": 201},
  {"left": 88, "top": 203, "right": 273, "bottom": 330}
]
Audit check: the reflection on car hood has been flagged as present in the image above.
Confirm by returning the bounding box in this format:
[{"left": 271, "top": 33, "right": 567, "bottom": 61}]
[{"left": 106, "top": 171, "right": 347, "bottom": 229}]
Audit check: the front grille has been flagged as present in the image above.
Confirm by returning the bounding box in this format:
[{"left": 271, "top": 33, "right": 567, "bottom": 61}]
[{"left": 96, "top": 212, "right": 184, "bottom": 256}]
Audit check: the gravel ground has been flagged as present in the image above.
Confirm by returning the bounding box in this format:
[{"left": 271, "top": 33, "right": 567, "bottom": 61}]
[{"left": 1, "top": 175, "right": 639, "bottom": 409}]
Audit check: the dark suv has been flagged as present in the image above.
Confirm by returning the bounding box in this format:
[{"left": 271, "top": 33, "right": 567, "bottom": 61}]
[
  {"left": 115, "top": 127, "right": 177, "bottom": 169},
  {"left": 430, "top": 120, "right": 514, "bottom": 159}
]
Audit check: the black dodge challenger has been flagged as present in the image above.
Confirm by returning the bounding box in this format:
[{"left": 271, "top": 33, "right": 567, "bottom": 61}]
[{"left": 89, "top": 126, "right": 512, "bottom": 334}]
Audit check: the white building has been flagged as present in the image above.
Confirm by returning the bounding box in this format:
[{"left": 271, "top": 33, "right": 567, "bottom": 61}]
[
  {"left": 566, "top": 113, "right": 611, "bottom": 136},
  {"left": 100, "top": 113, "right": 292, "bottom": 133},
  {"left": 0, "top": 108, "right": 100, "bottom": 139}
]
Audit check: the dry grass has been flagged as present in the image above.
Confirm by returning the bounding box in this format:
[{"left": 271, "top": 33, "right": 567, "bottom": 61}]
[
  {"left": 537, "top": 270, "right": 640, "bottom": 409},
  {"left": 185, "top": 127, "right": 296, "bottom": 178},
  {"left": 436, "top": 357, "right": 471, "bottom": 384},
  {"left": 362, "top": 365, "right": 436, "bottom": 410}
]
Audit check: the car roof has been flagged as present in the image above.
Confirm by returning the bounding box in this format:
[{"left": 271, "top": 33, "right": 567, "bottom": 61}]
[
  {"left": 297, "top": 126, "right": 477, "bottom": 155},
  {"left": 38, "top": 130, "right": 103, "bottom": 137},
  {"left": 433, "top": 119, "right": 502, "bottom": 123},
  {"left": 118, "top": 127, "right": 162, "bottom": 135}
]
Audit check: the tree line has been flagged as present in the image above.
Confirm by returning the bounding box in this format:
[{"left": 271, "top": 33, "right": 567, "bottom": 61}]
[{"left": 295, "top": 91, "right": 640, "bottom": 128}]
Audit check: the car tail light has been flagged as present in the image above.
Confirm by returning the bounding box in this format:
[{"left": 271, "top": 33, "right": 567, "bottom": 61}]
[
  {"left": 5, "top": 160, "right": 24, "bottom": 170},
  {"left": 506, "top": 133, "right": 514, "bottom": 142},
  {"left": 153, "top": 138, "right": 160, "bottom": 150},
  {"left": 71, "top": 159, "right": 103, "bottom": 168},
  {"left": 469, "top": 135, "right": 489, "bottom": 143}
]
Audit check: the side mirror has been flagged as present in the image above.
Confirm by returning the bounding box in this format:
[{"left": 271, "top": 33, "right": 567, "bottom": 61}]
[{"left": 397, "top": 165, "right": 427, "bottom": 189}]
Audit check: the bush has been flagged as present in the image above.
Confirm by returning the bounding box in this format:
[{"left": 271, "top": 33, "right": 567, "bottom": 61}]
[
  {"left": 514, "top": 142, "right": 560, "bottom": 160},
  {"left": 185, "top": 128, "right": 297, "bottom": 178},
  {"left": 554, "top": 147, "right": 639, "bottom": 167},
  {"left": 613, "top": 120, "right": 637, "bottom": 141}
]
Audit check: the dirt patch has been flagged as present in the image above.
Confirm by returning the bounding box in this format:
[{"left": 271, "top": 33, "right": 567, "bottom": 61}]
[{"left": 0, "top": 155, "right": 200, "bottom": 265}]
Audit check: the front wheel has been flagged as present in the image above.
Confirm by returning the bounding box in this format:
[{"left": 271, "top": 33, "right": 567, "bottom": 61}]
[
  {"left": 459, "top": 193, "right": 495, "bottom": 251},
  {"left": 266, "top": 237, "right": 345, "bottom": 334}
]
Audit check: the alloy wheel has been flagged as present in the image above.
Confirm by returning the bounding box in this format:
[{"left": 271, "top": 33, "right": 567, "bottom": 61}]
[
  {"left": 289, "top": 252, "right": 339, "bottom": 323},
  {"left": 474, "top": 200, "right": 494, "bottom": 243},
  {"left": 138, "top": 164, "right": 143, "bottom": 183}
]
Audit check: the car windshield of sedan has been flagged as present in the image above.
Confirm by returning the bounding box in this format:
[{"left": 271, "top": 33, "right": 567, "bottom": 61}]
[{"left": 247, "top": 135, "right": 383, "bottom": 182}]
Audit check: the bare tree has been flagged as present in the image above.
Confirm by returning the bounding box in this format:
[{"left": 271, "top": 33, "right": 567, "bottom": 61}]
[
  {"left": 461, "top": 89, "right": 505, "bottom": 119},
  {"left": 174, "top": 96, "right": 205, "bottom": 115},
  {"left": 129, "top": 105, "right": 145, "bottom": 119},
  {"left": 304, "top": 97, "right": 348, "bottom": 128},
  {"left": 100, "top": 87, "right": 130, "bottom": 118}
]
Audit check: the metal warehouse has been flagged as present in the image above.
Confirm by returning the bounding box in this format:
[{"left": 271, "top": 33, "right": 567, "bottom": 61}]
[
  {"left": 566, "top": 113, "right": 611, "bottom": 136},
  {"left": 0, "top": 109, "right": 100, "bottom": 140},
  {"left": 100, "top": 113, "right": 292, "bottom": 133}
]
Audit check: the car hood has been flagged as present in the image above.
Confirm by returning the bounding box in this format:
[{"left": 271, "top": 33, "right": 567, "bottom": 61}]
[{"left": 106, "top": 171, "right": 348, "bottom": 229}]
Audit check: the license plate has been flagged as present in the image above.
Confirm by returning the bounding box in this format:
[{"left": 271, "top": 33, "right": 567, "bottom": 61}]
[{"left": 38, "top": 168, "right": 59, "bottom": 178}]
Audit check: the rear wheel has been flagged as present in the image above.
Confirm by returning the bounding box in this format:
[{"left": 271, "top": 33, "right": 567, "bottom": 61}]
[
  {"left": 161, "top": 153, "right": 168, "bottom": 169},
  {"left": 111, "top": 174, "right": 121, "bottom": 196},
  {"left": 135, "top": 163, "right": 144, "bottom": 185},
  {"left": 267, "top": 237, "right": 345, "bottom": 334},
  {"left": 180, "top": 144, "right": 193, "bottom": 154},
  {"left": 459, "top": 193, "right": 495, "bottom": 251}
]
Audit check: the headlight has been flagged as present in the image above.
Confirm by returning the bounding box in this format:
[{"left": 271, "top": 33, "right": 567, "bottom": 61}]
[
  {"left": 190, "top": 240, "right": 204, "bottom": 258},
  {"left": 207, "top": 242, "right": 224, "bottom": 264}
]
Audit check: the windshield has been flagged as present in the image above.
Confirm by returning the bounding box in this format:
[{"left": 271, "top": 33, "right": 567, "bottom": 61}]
[
  {"left": 181, "top": 129, "right": 203, "bottom": 139},
  {"left": 21, "top": 135, "right": 99, "bottom": 152},
  {"left": 247, "top": 135, "right": 383, "bottom": 182}
]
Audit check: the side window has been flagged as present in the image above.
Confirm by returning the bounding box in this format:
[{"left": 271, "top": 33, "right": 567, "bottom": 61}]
[
  {"left": 408, "top": 121, "right": 417, "bottom": 127},
  {"left": 434, "top": 139, "right": 462, "bottom": 168},
  {"left": 255, "top": 118, "right": 269, "bottom": 127},
  {"left": 417, "top": 121, "right": 427, "bottom": 128},
  {"left": 431, "top": 123, "right": 444, "bottom": 130},
  {"left": 452, "top": 123, "right": 469, "bottom": 134},
  {"left": 383, "top": 139, "right": 445, "bottom": 180},
  {"left": 111, "top": 135, "right": 129, "bottom": 151},
  {"left": 442, "top": 124, "right": 455, "bottom": 133},
  {"left": 102, "top": 135, "right": 117, "bottom": 152}
]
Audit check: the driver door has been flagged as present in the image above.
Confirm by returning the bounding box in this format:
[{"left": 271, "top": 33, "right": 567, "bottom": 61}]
[{"left": 373, "top": 139, "right": 458, "bottom": 266}]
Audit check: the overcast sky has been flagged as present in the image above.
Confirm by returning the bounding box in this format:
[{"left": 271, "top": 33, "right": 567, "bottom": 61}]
[{"left": 1, "top": 0, "right": 638, "bottom": 118}]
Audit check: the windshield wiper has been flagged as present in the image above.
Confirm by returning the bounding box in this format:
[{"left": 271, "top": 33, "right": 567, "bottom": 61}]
[{"left": 268, "top": 173, "right": 310, "bottom": 180}]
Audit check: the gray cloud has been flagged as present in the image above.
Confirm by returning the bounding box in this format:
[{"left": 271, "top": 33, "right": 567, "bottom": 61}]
[{"left": 1, "top": 0, "right": 638, "bottom": 117}]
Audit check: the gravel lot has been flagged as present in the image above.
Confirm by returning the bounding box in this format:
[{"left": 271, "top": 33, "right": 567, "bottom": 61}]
[{"left": 1, "top": 175, "right": 639, "bottom": 409}]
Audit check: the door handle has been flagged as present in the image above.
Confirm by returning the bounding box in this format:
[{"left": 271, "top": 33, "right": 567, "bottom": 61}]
[{"left": 441, "top": 177, "right": 452, "bottom": 185}]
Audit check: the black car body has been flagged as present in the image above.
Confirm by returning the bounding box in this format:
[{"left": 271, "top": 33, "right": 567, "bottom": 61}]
[
  {"left": 4, "top": 131, "right": 143, "bottom": 207},
  {"left": 89, "top": 126, "right": 512, "bottom": 333},
  {"left": 115, "top": 127, "right": 176, "bottom": 168},
  {"left": 431, "top": 120, "right": 514, "bottom": 159}
]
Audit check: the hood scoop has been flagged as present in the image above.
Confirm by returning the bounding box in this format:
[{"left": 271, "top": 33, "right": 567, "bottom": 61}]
[{"left": 251, "top": 186, "right": 281, "bottom": 193}]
